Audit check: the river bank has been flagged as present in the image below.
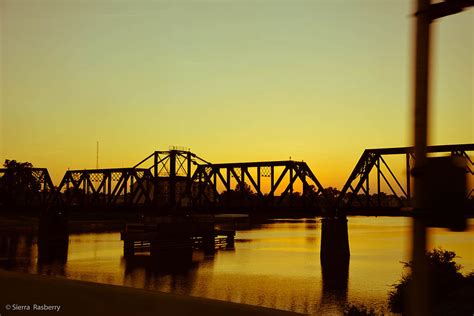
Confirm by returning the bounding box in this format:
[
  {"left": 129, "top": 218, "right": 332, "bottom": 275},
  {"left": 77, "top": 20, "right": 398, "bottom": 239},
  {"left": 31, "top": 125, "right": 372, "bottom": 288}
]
[{"left": 0, "top": 269, "right": 300, "bottom": 316}]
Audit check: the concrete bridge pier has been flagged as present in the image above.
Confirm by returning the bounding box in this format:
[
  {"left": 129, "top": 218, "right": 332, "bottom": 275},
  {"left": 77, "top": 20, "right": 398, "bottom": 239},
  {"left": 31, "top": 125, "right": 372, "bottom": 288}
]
[
  {"left": 319, "top": 216, "right": 350, "bottom": 307},
  {"left": 38, "top": 207, "right": 69, "bottom": 265},
  {"left": 320, "top": 216, "right": 350, "bottom": 264}
]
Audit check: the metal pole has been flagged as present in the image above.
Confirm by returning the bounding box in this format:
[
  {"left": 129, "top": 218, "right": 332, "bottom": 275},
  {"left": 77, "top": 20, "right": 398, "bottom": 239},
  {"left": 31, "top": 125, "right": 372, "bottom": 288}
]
[
  {"left": 410, "top": 0, "right": 431, "bottom": 314},
  {"left": 377, "top": 158, "right": 381, "bottom": 207},
  {"left": 406, "top": 153, "right": 411, "bottom": 205}
]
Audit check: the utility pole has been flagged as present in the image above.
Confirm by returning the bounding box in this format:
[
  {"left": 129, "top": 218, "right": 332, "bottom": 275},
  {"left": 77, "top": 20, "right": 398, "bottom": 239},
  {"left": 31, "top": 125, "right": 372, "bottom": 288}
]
[
  {"left": 410, "top": 1, "right": 431, "bottom": 314},
  {"left": 410, "top": 1, "right": 473, "bottom": 315}
]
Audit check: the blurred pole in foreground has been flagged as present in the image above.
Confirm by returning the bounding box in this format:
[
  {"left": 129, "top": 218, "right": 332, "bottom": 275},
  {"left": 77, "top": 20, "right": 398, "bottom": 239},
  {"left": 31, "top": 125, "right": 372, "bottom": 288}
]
[
  {"left": 410, "top": 0, "right": 473, "bottom": 314},
  {"left": 411, "top": 0, "right": 431, "bottom": 315}
]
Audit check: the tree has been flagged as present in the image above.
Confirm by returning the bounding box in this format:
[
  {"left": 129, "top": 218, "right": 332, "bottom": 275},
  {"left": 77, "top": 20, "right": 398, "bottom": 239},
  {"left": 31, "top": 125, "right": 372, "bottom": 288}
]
[
  {"left": 322, "top": 187, "right": 340, "bottom": 204},
  {"left": 388, "top": 248, "right": 474, "bottom": 315},
  {"left": 0, "top": 159, "right": 40, "bottom": 207},
  {"left": 235, "top": 182, "right": 253, "bottom": 197}
]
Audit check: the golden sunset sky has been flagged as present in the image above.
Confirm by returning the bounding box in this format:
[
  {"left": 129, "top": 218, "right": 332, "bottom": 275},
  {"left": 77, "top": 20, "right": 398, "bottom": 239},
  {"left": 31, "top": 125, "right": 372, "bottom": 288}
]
[{"left": 1, "top": 0, "right": 472, "bottom": 189}]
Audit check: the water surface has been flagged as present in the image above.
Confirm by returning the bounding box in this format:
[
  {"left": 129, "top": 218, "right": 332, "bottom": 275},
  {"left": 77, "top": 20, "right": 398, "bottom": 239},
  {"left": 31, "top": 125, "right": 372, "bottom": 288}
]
[{"left": 1, "top": 217, "right": 473, "bottom": 315}]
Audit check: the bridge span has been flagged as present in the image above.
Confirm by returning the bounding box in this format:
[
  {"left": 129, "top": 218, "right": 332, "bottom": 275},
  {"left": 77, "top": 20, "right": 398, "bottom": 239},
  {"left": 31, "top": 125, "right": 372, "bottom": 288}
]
[
  {"left": 0, "top": 144, "right": 472, "bottom": 214},
  {"left": 336, "top": 143, "right": 473, "bottom": 211}
]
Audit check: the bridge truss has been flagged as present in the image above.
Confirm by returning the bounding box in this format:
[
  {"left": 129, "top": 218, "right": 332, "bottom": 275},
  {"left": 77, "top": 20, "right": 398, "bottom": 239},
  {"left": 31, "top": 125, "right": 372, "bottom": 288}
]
[
  {"left": 189, "top": 161, "right": 326, "bottom": 210},
  {"left": 0, "top": 168, "right": 55, "bottom": 207},
  {"left": 336, "top": 144, "right": 474, "bottom": 210},
  {"left": 56, "top": 168, "right": 154, "bottom": 208}
]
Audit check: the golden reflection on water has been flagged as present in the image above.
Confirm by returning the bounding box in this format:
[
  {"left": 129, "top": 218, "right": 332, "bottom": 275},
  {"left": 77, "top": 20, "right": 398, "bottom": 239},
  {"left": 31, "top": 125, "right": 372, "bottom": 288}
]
[{"left": 0, "top": 217, "right": 473, "bottom": 315}]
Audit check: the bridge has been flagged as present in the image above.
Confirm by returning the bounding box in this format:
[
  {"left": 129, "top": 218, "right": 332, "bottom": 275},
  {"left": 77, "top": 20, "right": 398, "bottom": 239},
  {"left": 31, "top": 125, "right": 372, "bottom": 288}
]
[
  {"left": 0, "top": 168, "right": 55, "bottom": 208},
  {"left": 336, "top": 144, "right": 473, "bottom": 211},
  {"left": 50, "top": 149, "right": 327, "bottom": 212},
  {"left": 189, "top": 160, "right": 325, "bottom": 210},
  {"left": 0, "top": 144, "right": 472, "bottom": 214}
]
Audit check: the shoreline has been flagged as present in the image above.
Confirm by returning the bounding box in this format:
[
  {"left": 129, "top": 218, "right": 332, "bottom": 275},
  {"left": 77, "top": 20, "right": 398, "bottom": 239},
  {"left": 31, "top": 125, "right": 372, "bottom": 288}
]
[{"left": 0, "top": 269, "right": 301, "bottom": 316}]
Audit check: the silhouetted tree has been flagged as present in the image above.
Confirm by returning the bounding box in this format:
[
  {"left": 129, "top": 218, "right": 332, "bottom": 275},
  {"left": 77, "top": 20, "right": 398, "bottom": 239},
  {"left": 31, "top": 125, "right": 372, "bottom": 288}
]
[
  {"left": 321, "top": 186, "right": 340, "bottom": 208},
  {"left": 388, "top": 248, "right": 474, "bottom": 315},
  {"left": 63, "top": 186, "right": 85, "bottom": 206},
  {"left": 235, "top": 182, "right": 253, "bottom": 197},
  {"left": 0, "top": 159, "right": 40, "bottom": 207},
  {"left": 344, "top": 304, "right": 382, "bottom": 316}
]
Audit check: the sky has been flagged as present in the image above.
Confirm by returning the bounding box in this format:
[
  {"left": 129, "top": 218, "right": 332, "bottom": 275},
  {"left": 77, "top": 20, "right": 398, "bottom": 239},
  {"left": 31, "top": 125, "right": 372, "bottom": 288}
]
[{"left": 1, "top": 0, "right": 473, "bottom": 190}]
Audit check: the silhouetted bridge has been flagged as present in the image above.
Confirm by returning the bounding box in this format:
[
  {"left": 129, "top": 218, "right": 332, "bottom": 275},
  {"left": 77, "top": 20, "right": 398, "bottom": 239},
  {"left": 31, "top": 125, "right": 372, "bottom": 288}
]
[
  {"left": 336, "top": 144, "right": 473, "bottom": 211},
  {"left": 0, "top": 144, "right": 472, "bottom": 214}
]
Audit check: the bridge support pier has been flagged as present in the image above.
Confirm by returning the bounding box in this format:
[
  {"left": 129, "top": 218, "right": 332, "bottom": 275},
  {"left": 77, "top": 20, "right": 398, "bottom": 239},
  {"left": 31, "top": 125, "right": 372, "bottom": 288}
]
[
  {"left": 320, "top": 216, "right": 350, "bottom": 263},
  {"left": 38, "top": 208, "right": 69, "bottom": 265},
  {"left": 320, "top": 216, "right": 350, "bottom": 307},
  {"left": 319, "top": 217, "right": 350, "bottom": 311}
]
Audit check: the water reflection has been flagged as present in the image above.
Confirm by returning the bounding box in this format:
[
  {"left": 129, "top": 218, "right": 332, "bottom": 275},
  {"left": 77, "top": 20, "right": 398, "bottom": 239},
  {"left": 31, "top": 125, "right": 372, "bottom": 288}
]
[
  {"left": 37, "top": 235, "right": 69, "bottom": 275},
  {"left": 123, "top": 251, "right": 195, "bottom": 275},
  {"left": 320, "top": 254, "right": 349, "bottom": 311},
  {"left": 0, "top": 234, "right": 36, "bottom": 272},
  {"left": 0, "top": 217, "right": 472, "bottom": 315},
  {"left": 122, "top": 254, "right": 196, "bottom": 294}
]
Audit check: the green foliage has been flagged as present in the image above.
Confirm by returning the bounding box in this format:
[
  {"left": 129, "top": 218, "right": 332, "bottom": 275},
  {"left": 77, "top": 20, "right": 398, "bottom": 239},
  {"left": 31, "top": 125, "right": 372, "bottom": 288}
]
[{"left": 388, "top": 248, "right": 474, "bottom": 315}]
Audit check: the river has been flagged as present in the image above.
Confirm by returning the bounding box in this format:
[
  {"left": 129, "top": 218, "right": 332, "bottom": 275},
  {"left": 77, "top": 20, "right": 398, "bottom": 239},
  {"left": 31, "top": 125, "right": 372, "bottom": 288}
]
[{"left": 0, "top": 216, "right": 473, "bottom": 315}]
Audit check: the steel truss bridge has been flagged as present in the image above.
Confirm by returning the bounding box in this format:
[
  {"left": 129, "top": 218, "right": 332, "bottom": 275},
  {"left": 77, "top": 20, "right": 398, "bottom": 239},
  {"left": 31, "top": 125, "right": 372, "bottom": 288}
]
[
  {"left": 57, "top": 168, "right": 154, "bottom": 207},
  {"left": 336, "top": 144, "right": 473, "bottom": 210},
  {"left": 0, "top": 144, "right": 472, "bottom": 213},
  {"left": 0, "top": 168, "right": 55, "bottom": 207},
  {"left": 190, "top": 161, "right": 325, "bottom": 209}
]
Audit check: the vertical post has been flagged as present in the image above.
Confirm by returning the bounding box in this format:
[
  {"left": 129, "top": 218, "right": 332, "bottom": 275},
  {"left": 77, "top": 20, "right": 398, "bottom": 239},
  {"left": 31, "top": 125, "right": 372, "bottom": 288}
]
[
  {"left": 226, "top": 168, "right": 231, "bottom": 208},
  {"left": 406, "top": 153, "right": 411, "bottom": 205},
  {"left": 289, "top": 166, "right": 294, "bottom": 206},
  {"left": 154, "top": 152, "right": 158, "bottom": 178},
  {"left": 257, "top": 167, "right": 261, "bottom": 192},
  {"left": 410, "top": 0, "right": 431, "bottom": 314},
  {"left": 187, "top": 151, "right": 192, "bottom": 179},
  {"left": 83, "top": 175, "right": 88, "bottom": 207},
  {"left": 186, "top": 152, "right": 192, "bottom": 208},
  {"left": 169, "top": 151, "right": 176, "bottom": 208},
  {"left": 270, "top": 166, "right": 275, "bottom": 206},
  {"left": 153, "top": 152, "right": 159, "bottom": 206},
  {"left": 241, "top": 167, "right": 245, "bottom": 200},
  {"left": 107, "top": 173, "right": 112, "bottom": 204},
  {"left": 101, "top": 174, "right": 105, "bottom": 204},
  {"left": 377, "top": 158, "right": 381, "bottom": 208}
]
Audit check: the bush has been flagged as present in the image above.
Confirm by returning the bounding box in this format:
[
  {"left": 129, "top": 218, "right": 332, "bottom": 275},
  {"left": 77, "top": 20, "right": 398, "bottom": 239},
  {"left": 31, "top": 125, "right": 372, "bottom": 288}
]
[
  {"left": 388, "top": 248, "right": 474, "bottom": 315},
  {"left": 343, "top": 304, "right": 383, "bottom": 316}
]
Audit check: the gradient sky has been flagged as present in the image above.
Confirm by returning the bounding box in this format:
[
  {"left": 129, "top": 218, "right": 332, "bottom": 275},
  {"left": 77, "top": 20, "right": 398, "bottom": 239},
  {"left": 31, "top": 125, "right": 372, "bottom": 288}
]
[{"left": 1, "top": 0, "right": 472, "bottom": 189}]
